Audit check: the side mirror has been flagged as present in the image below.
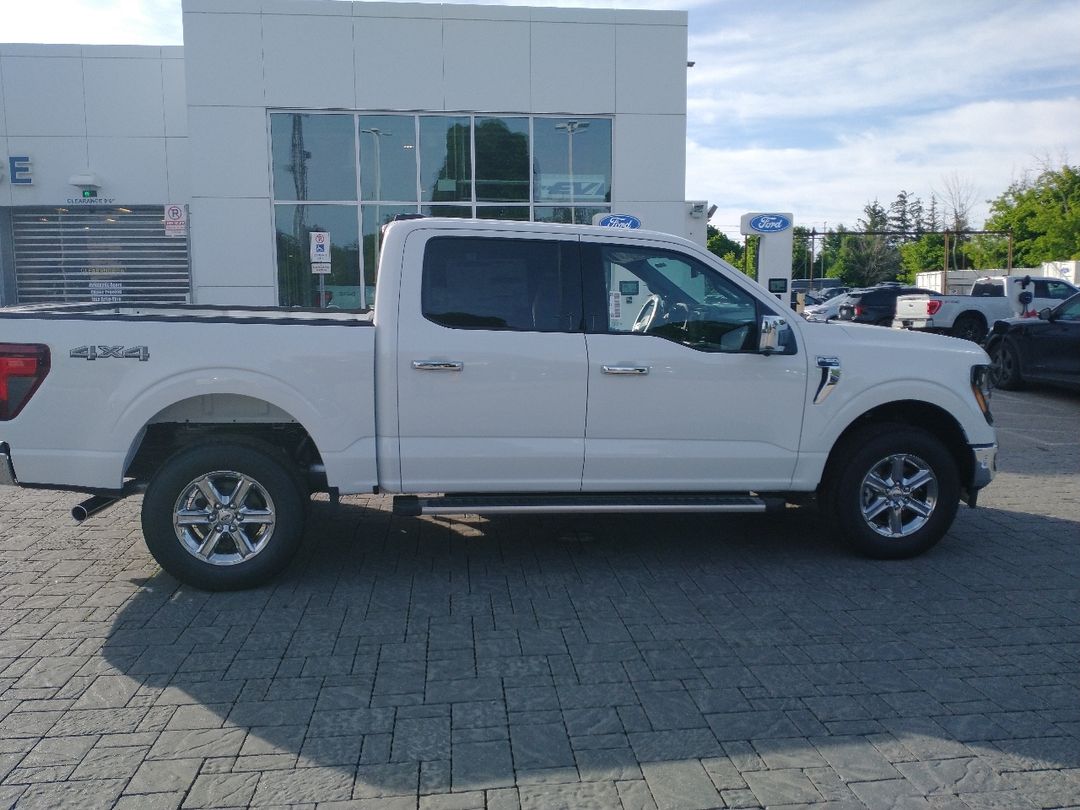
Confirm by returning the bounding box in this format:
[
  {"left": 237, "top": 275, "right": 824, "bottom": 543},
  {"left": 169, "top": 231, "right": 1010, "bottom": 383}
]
[
  {"left": 759, "top": 315, "right": 786, "bottom": 354},
  {"left": 1038, "top": 307, "right": 1053, "bottom": 321}
]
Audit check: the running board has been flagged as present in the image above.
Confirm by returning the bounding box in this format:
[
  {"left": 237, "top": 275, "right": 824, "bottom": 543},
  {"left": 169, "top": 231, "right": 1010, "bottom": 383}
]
[{"left": 393, "top": 493, "right": 780, "bottom": 517}]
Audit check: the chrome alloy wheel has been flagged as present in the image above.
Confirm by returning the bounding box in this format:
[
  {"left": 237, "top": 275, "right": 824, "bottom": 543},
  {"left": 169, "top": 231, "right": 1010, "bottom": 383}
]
[
  {"left": 859, "top": 453, "right": 939, "bottom": 538},
  {"left": 172, "top": 470, "right": 276, "bottom": 565}
]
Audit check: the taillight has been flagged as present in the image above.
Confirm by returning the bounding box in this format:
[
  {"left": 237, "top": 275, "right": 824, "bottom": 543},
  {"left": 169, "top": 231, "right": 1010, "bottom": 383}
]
[
  {"left": 854, "top": 305, "right": 864, "bottom": 317},
  {"left": 927, "top": 300, "right": 943, "bottom": 316},
  {"left": 0, "top": 344, "right": 50, "bottom": 421}
]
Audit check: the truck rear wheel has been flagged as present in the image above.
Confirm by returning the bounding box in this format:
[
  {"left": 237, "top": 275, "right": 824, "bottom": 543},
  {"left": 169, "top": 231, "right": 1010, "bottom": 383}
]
[
  {"left": 141, "top": 441, "right": 306, "bottom": 590},
  {"left": 827, "top": 424, "right": 960, "bottom": 559},
  {"left": 951, "top": 313, "right": 986, "bottom": 343}
]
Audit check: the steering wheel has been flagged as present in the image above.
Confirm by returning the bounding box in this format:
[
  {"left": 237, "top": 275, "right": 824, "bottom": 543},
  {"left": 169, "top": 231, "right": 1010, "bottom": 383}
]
[{"left": 631, "top": 294, "right": 664, "bottom": 333}]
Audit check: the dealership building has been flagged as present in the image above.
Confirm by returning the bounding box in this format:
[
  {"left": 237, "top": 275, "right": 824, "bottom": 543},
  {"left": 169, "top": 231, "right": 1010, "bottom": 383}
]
[{"left": 0, "top": 0, "right": 699, "bottom": 309}]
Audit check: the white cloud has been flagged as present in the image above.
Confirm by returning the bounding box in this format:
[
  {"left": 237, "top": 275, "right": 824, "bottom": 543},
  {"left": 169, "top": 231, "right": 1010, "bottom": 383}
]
[{"left": 692, "top": 98, "right": 1080, "bottom": 233}]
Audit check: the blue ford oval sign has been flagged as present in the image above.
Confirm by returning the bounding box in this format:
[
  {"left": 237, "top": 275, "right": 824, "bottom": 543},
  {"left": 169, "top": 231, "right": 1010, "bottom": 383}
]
[
  {"left": 749, "top": 214, "right": 791, "bottom": 233},
  {"left": 598, "top": 214, "right": 642, "bottom": 230}
]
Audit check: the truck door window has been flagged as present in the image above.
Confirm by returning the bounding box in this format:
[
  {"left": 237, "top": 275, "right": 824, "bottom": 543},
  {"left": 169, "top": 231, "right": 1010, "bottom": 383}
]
[
  {"left": 1035, "top": 280, "right": 1077, "bottom": 300},
  {"left": 422, "top": 237, "right": 582, "bottom": 332},
  {"left": 586, "top": 244, "right": 760, "bottom": 352}
]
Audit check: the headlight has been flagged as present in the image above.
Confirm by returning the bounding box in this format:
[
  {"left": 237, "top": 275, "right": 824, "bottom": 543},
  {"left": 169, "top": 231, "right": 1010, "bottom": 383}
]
[{"left": 971, "top": 364, "right": 993, "bottom": 425}]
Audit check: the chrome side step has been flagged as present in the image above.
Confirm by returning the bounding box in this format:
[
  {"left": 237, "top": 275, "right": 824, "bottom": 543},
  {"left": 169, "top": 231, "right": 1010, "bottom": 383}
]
[{"left": 393, "top": 493, "right": 778, "bottom": 517}]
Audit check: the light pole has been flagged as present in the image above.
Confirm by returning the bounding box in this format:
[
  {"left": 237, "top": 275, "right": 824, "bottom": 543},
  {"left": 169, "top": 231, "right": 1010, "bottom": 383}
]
[
  {"left": 361, "top": 127, "right": 390, "bottom": 307},
  {"left": 555, "top": 120, "right": 589, "bottom": 221}
]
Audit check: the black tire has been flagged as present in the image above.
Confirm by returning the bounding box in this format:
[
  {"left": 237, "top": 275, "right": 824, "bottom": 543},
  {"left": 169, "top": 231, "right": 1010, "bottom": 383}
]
[
  {"left": 141, "top": 441, "right": 306, "bottom": 590},
  {"left": 826, "top": 423, "right": 960, "bottom": 559},
  {"left": 989, "top": 338, "right": 1024, "bottom": 390},
  {"left": 951, "top": 313, "right": 987, "bottom": 343}
]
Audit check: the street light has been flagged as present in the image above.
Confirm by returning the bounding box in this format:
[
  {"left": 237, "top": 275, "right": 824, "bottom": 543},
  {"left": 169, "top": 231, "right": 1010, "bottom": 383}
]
[{"left": 555, "top": 120, "right": 590, "bottom": 220}]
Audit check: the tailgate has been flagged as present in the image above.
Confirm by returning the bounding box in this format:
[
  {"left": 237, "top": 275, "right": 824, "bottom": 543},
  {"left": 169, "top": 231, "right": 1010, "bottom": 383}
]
[{"left": 894, "top": 295, "right": 932, "bottom": 322}]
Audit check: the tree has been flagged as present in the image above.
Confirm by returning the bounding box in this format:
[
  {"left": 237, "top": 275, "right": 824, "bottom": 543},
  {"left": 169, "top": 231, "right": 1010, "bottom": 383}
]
[
  {"left": 792, "top": 226, "right": 813, "bottom": 279},
  {"left": 888, "top": 190, "right": 913, "bottom": 239},
  {"left": 706, "top": 225, "right": 744, "bottom": 267},
  {"left": 967, "top": 162, "right": 1080, "bottom": 267},
  {"left": 898, "top": 234, "right": 945, "bottom": 283}
]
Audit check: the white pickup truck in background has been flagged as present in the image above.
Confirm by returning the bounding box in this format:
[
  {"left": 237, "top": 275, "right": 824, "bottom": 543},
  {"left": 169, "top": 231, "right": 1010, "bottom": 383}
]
[
  {"left": 893, "top": 275, "right": 1079, "bottom": 341},
  {"left": 0, "top": 218, "right": 997, "bottom": 589}
]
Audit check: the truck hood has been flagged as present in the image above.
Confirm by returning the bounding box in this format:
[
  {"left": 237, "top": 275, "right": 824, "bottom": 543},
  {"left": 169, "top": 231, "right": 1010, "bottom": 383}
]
[{"left": 801, "top": 319, "right": 991, "bottom": 365}]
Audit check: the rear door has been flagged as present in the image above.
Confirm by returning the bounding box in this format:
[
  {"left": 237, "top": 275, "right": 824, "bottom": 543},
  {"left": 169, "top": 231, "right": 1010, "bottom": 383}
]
[
  {"left": 579, "top": 239, "right": 808, "bottom": 491},
  {"left": 395, "top": 231, "right": 588, "bottom": 492}
]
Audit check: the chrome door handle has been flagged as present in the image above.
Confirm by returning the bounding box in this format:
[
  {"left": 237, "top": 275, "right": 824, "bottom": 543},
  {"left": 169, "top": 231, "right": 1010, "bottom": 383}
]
[
  {"left": 601, "top": 365, "right": 650, "bottom": 375},
  {"left": 413, "top": 360, "right": 463, "bottom": 372}
]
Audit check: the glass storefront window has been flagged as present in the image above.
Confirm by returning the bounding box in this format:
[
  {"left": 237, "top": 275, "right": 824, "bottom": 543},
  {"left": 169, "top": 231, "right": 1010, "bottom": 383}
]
[
  {"left": 271, "top": 112, "right": 613, "bottom": 307},
  {"left": 475, "top": 117, "right": 529, "bottom": 202},
  {"left": 275, "top": 204, "right": 362, "bottom": 308},
  {"left": 476, "top": 206, "right": 530, "bottom": 221},
  {"left": 358, "top": 115, "right": 418, "bottom": 203},
  {"left": 534, "top": 206, "right": 609, "bottom": 225},
  {"left": 362, "top": 203, "right": 418, "bottom": 298},
  {"left": 271, "top": 114, "right": 357, "bottom": 201},
  {"left": 420, "top": 116, "right": 472, "bottom": 202},
  {"left": 533, "top": 118, "right": 611, "bottom": 205}
]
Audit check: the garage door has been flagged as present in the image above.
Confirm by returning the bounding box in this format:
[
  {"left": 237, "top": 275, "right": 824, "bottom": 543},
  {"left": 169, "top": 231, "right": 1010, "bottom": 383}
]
[{"left": 12, "top": 206, "right": 191, "bottom": 304}]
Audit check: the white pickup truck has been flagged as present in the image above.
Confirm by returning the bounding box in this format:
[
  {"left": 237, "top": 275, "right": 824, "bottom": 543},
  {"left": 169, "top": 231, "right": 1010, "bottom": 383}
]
[
  {"left": 0, "top": 218, "right": 997, "bottom": 589},
  {"left": 893, "top": 275, "right": 1078, "bottom": 342}
]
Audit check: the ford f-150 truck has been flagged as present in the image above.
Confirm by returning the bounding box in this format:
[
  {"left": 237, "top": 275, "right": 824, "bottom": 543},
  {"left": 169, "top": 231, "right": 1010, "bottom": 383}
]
[
  {"left": 0, "top": 218, "right": 997, "bottom": 589},
  {"left": 892, "top": 275, "right": 1078, "bottom": 341}
]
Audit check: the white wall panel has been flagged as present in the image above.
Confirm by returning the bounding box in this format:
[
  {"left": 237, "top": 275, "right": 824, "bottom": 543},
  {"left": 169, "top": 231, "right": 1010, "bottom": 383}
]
[
  {"left": 443, "top": 20, "right": 531, "bottom": 112},
  {"left": 162, "top": 57, "right": 188, "bottom": 137},
  {"left": 183, "top": 12, "right": 264, "bottom": 107},
  {"left": 531, "top": 23, "right": 615, "bottom": 114},
  {"left": 87, "top": 138, "right": 168, "bottom": 202},
  {"left": 0, "top": 58, "right": 7, "bottom": 136},
  {"left": 0, "top": 137, "right": 8, "bottom": 206},
  {"left": 188, "top": 106, "right": 271, "bottom": 199},
  {"left": 190, "top": 197, "right": 275, "bottom": 292},
  {"left": 354, "top": 17, "right": 444, "bottom": 111},
  {"left": 612, "top": 114, "right": 686, "bottom": 202},
  {"left": 196, "top": 285, "right": 276, "bottom": 305},
  {"left": 1, "top": 57, "right": 86, "bottom": 137},
  {"left": 165, "top": 137, "right": 190, "bottom": 204},
  {"left": 263, "top": 15, "right": 355, "bottom": 109},
  {"left": 2, "top": 137, "right": 88, "bottom": 206},
  {"left": 615, "top": 24, "right": 687, "bottom": 115},
  {"left": 84, "top": 58, "right": 166, "bottom": 137}
]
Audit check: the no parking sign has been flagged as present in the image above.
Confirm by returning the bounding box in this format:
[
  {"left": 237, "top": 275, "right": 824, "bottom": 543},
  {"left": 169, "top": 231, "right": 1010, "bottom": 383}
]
[
  {"left": 310, "top": 231, "right": 332, "bottom": 274},
  {"left": 164, "top": 204, "right": 187, "bottom": 237}
]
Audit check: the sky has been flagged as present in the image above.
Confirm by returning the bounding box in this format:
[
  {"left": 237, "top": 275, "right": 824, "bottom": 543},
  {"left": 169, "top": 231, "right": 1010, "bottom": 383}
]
[{"left": 6, "top": 0, "right": 1080, "bottom": 237}]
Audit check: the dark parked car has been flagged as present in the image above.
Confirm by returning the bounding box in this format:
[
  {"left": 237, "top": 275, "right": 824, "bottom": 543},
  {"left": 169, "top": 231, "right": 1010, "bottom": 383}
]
[
  {"left": 986, "top": 291, "right": 1080, "bottom": 390},
  {"left": 838, "top": 285, "right": 940, "bottom": 326}
]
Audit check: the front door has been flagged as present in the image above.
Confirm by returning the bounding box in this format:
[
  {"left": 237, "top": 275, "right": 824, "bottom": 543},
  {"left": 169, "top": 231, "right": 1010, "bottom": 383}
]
[
  {"left": 1028, "top": 295, "right": 1080, "bottom": 382},
  {"left": 580, "top": 240, "right": 808, "bottom": 491},
  {"left": 396, "top": 231, "right": 587, "bottom": 492}
]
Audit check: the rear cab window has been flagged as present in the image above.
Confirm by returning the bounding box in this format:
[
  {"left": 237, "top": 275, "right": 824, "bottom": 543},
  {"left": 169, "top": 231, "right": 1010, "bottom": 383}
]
[{"left": 421, "top": 236, "right": 582, "bottom": 332}]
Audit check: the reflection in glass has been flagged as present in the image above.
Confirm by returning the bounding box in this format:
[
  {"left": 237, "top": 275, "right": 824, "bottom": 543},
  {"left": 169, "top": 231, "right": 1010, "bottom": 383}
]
[
  {"left": 534, "top": 206, "right": 609, "bottom": 225},
  {"left": 358, "top": 115, "right": 417, "bottom": 203},
  {"left": 421, "top": 205, "right": 474, "bottom": 219},
  {"left": 274, "top": 204, "right": 362, "bottom": 309},
  {"left": 533, "top": 118, "right": 611, "bottom": 204},
  {"left": 476, "top": 206, "right": 530, "bottom": 221},
  {"left": 362, "top": 204, "right": 418, "bottom": 299},
  {"left": 475, "top": 117, "right": 529, "bottom": 202},
  {"left": 271, "top": 114, "right": 356, "bottom": 201},
  {"left": 421, "top": 116, "right": 472, "bottom": 202}
]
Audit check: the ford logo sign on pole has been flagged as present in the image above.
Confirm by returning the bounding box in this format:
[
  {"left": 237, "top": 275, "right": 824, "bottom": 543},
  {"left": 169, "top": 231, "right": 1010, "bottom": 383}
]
[
  {"left": 748, "top": 214, "right": 792, "bottom": 234},
  {"left": 595, "top": 213, "right": 642, "bottom": 230},
  {"left": 741, "top": 212, "right": 795, "bottom": 305}
]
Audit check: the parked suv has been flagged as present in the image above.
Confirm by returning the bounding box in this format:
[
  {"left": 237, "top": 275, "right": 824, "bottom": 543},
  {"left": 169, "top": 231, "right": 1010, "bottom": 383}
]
[{"left": 839, "top": 285, "right": 940, "bottom": 326}]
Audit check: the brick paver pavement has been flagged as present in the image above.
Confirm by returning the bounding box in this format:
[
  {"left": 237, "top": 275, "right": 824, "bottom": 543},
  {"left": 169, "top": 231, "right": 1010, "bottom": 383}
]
[{"left": 0, "top": 387, "right": 1077, "bottom": 809}]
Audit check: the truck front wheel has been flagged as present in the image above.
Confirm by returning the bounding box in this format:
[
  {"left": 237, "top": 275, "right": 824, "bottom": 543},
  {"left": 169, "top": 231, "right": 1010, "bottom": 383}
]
[
  {"left": 141, "top": 441, "right": 306, "bottom": 590},
  {"left": 828, "top": 424, "right": 960, "bottom": 559}
]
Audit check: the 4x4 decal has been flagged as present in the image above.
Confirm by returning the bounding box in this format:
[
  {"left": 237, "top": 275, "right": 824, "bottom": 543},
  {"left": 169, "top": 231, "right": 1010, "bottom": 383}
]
[{"left": 70, "top": 345, "right": 150, "bottom": 361}]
